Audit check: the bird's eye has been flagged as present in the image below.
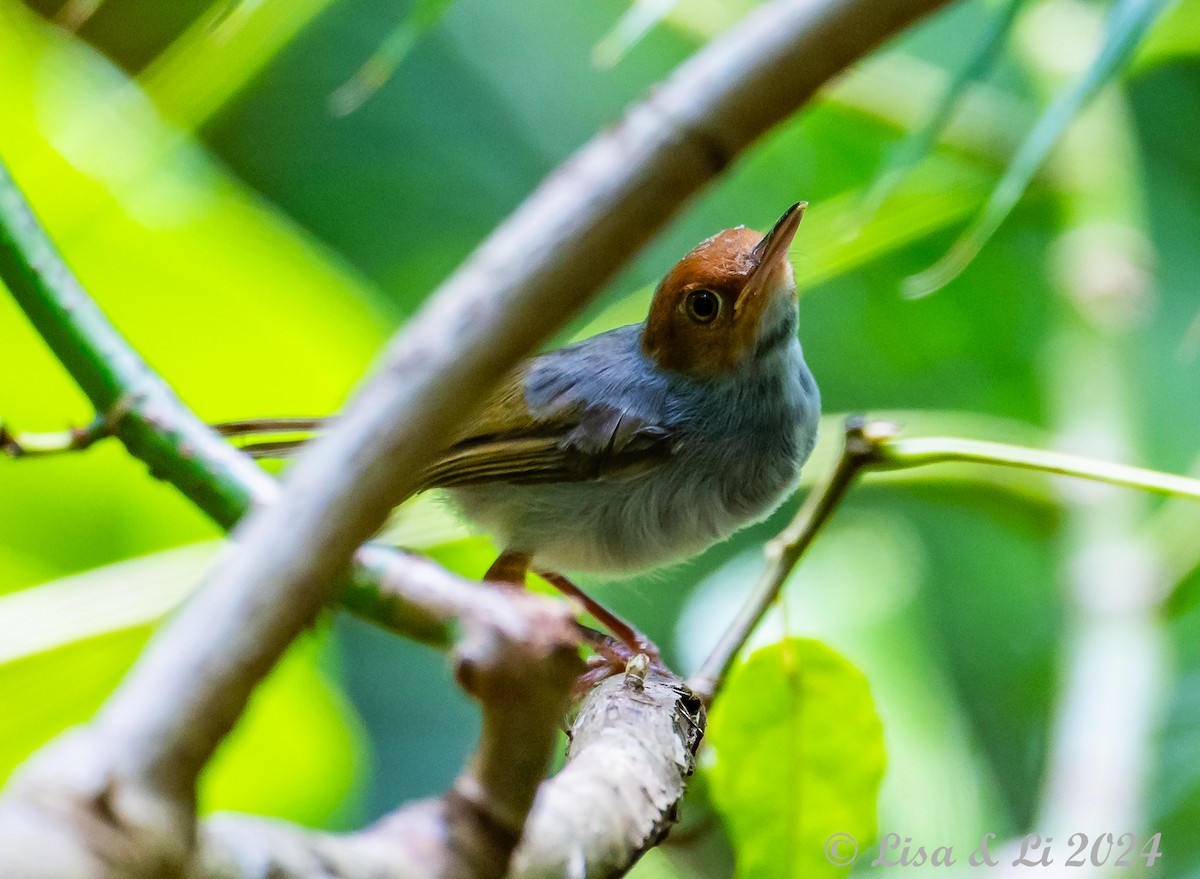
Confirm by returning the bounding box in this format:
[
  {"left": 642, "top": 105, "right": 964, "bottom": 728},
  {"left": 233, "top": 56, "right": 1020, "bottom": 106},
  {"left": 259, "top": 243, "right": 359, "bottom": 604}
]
[{"left": 685, "top": 289, "right": 721, "bottom": 324}]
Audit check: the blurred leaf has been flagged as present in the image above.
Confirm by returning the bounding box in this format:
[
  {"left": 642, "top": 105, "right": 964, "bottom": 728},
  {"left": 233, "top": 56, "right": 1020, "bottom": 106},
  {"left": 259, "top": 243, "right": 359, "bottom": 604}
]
[
  {"left": 592, "top": 0, "right": 681, "bottom": 69},
  {"left": 0, "top": 545, "right": 215, "bottom": 664},
  {"left": 895, "top": 492, "right": 1058, "bottom": 827},
  {"left": 0, "top": 626, "right": 149, "bottom": 784},
  {"left": 54, "top": 0, "right": 106, "bottom": 30},
  {"left": 574, "top": 154, "right": 993, "bottom": 340},
  {"left": 707, "top": 639, "right": 885, "bottom": 879},
  {"left": 0, "top": 546, "right": 363, "bottom": 826},
  {"left": 20, "top": 0, "right": 213, "bottom": 72},
  {"left": 1149, "top": 602, "right": 1200, "bottom": 879},
  {"left": 0, "top": 0, "right": 390, "bottom": 576},
  {"left": 905, "top": 0, "right": 1175, "bottom": 298},
  {"left": 0, "top": 507, "right": 484, "bottom": 826},
  {"left": 0, "top": 547, "right": 211, "bottom": 790},
  {"left": 858, "top": 0, "right": 1023, "bottom": 226},
  {"left": 328, "top": 0, "right": 458, "bottom": 116},
  {"left": 200, "top": 633, "right": 365, "bottom": 828},
  {"left": 139, "top": 0, "right": 338, "bottom": 130},
  {"left": 0, "top": 545, "right": 58, "bottom": 599},
  {"left": 200, "top": 0, "right": 562, "bottom": 305},
  {"left": 1132, "top": 0, "right": 1200, "bottom": 72},
  {"left": 661, "top": 0, "right": 761, "bottom": 40},
  {"left": 625, "top": 847, "right": 685, "bottom": 879},
  {"left": 0, "top": 499, "right": 474, "bottom": 673}
]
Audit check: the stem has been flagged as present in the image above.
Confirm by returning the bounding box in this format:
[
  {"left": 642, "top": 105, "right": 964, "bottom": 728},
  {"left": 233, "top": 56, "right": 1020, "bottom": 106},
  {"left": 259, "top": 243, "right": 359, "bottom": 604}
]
[
  {"left": 0, "top": 413, "right": 111, "bottom": 457},
  {"left": 691, "top": 420, "right": 1200, "bottom": 702},
  {"left": 875, "top": 435, "right": 1200, "bottom": 500},
  {"left": 0, "top": 160, "right": 272, "bottom": 528},
  {"left": 688, "top": 417, "right": 890, "bottom": 702}
]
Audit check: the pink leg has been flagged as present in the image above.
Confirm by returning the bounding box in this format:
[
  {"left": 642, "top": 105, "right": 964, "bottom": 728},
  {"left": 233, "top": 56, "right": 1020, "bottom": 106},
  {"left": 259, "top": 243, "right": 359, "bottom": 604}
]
[
  {"left": 485, "top": 552, "right": 670, "bottom": 685},
  {"left": 534, "top": 568, "right": 661, "bottom": 663},
  {"left": 484, "top": 550, "right": 532, "bottom": 587}
]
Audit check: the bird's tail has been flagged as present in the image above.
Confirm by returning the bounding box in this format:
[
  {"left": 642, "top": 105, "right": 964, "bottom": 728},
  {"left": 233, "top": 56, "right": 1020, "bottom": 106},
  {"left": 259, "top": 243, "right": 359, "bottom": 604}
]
[{"left": 212, "top": 417, "right": 329, "bottom": 459}]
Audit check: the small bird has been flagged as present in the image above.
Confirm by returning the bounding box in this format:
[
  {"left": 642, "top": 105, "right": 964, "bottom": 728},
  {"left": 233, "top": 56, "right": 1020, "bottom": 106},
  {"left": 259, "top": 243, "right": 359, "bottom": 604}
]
[{"left": 218, "top": 203, "right": 820, "bottom": 666}]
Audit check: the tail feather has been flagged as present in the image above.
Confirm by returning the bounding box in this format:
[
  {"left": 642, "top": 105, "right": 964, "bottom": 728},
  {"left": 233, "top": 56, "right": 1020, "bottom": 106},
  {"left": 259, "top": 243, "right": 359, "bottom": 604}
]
[
  {"left": 212, "top": 417, "right": 328, "bottom": 460},
  {"left": 213, "top": 417, "right": 329, "bottom": 437}
]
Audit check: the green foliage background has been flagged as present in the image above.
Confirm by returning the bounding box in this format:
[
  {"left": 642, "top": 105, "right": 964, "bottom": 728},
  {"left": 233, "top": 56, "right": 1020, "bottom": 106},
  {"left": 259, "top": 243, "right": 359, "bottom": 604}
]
[{"left": 1, "top": 0, "right": 1199, "bottom": 874}]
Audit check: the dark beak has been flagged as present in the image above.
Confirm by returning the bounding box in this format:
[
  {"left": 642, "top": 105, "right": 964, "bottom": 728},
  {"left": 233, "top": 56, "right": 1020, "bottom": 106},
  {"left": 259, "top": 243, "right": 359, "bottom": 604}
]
[{"left": 737, "top": 201, "right": 806, "bottom": 314}]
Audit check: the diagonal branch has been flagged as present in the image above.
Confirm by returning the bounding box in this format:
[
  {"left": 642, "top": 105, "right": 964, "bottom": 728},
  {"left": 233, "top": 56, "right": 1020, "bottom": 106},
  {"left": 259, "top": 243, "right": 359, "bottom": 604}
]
[
  {"left": 0, "top": 161, "right": 273, "bottom": 528},
  {"left": 0, "top": 0, "right": 956, "bottom": 874},
  {"left": 193, "top": 672, "right": 703, "bottom": 879},
  {"left": 65, "top": 0, "right": 955, "bottom": 798}
]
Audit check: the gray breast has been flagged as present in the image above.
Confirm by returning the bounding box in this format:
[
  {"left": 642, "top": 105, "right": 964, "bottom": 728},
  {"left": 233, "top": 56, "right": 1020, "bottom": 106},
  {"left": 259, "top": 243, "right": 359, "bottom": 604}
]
[{"left": 449, "top": 329, "right": 819, "bottom": 574}]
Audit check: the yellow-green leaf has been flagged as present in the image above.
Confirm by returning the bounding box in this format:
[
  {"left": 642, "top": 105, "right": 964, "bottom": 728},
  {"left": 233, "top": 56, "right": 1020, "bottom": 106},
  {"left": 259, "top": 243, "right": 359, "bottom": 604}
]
[{"left": 707, "top": 638, "right": 886, "bottom": 879}]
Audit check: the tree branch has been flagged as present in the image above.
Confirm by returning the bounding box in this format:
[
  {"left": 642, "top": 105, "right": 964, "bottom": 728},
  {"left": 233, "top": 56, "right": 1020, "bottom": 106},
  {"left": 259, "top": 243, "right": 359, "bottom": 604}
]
[
  {"left": 25, "top": 0, "right": 951, "bottom": 803},
  {"left": 0, "top": 161, "right": 273, "bottom": 528},
  {"left": 190, "top": 673, "right": 702, "bottom": 879},
  {"left": 0, "top": 553, "right": 585, "bottom": 879}
]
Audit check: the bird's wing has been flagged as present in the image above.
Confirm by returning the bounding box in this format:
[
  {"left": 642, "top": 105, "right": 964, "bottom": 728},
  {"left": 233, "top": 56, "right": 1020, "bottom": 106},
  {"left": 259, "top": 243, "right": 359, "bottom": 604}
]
[
  {"left": 212, "top": 336, "right": 678, "bottom": 485},
  {"left": 419, "top": 364, "right": 677, "bottom": 489}
]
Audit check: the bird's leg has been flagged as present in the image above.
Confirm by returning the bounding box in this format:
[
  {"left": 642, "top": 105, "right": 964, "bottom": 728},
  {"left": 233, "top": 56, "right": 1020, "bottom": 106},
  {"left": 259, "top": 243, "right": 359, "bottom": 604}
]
[
  {"left": 484, "top": 553, "right": 668, "bottom": 683},
  {"left": 534, "top": 568, "right": 663, "bottom": 667},
  {"left": 483, "top": 549, "right": 532, "bottom": 588}
]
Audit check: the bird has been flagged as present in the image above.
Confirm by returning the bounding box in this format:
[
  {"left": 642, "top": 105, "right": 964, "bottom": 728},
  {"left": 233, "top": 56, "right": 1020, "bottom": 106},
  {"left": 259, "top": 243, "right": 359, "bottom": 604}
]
[{"left": 216, "top": 203, "right": 821, "bottom": 670}]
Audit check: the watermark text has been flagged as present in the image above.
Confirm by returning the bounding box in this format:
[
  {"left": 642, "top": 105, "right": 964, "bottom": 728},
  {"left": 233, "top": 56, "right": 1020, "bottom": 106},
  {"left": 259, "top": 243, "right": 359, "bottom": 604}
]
[{"left": 822, "top": 831, "right": 1163, "bottom": 868}]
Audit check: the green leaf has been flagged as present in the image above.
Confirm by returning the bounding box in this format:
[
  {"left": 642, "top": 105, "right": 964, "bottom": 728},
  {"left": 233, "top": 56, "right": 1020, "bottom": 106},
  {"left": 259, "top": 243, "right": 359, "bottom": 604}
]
[
  {"left": 0, "top": 544, "right": 365, "bottom": 826},
  {"left": 1131, "top": 0, "right": 1200, "bottom": 72},
  {"left": 905, "top": 0, "right": 1175, "bottom": 297},
  {"left": 857, "top": 0, "right": 1023, "bottom": 226},
  {"left": 572, "top": 153, "right": 992, "bottom": 341},
  {"left": 139, "top": 0, "right": 341, "bottom": 131},
  {"left": 328, "top": 0, "right": 459, "bottom": 117},
  {"left": 199, "top": 634, "right": 365, "bottom": 828},
  {"left": 592, "top": 0, "right": 682, "bottom": 70},
  {"left": 707, "top": 638, "right": 886, "bottom": 879}
]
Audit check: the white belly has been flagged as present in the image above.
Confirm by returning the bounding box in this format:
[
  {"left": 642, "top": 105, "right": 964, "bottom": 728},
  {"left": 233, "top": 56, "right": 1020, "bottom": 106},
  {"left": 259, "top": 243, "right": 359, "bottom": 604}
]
[{"left": 447, "top": 430, "right": 803, "bottom": 573}]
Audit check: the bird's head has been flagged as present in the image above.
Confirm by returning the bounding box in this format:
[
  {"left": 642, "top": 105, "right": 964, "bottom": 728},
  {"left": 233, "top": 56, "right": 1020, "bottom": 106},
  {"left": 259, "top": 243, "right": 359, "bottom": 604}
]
[{"left": 641, "top": 202, "right": 806, "bottom": 379}]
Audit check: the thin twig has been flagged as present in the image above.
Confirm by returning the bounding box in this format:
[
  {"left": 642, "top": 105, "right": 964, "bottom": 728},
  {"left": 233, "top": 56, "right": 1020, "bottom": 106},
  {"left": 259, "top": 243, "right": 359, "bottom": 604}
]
[
  {"left": 0, "top": 398, "right": 135, "bottom": 458},
  {"left": 688, "top": 417, "right": 892, "bottom": 702},
  {"left": 1, "top": 418, "right": 105, "bottom": 457},
  {"left": 690, "top": 418, "right": 1200, "bottom": 702},
  {"left": 874, "top": 435, "right": 1200, "bottom": 499}
]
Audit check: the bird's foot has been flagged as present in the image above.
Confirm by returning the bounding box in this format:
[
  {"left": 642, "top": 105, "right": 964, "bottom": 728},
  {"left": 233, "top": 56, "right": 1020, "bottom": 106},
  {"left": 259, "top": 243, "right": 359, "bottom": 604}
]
[
  {"left": 573, "top": 626, "right": 671, "bottom": 693},
  {"left": 484, "top": 557, "right": 675, "bottom": 691}
]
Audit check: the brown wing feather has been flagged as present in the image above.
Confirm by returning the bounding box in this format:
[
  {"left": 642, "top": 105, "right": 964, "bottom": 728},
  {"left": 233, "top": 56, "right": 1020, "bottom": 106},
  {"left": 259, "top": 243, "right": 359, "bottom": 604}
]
[
  {"left": 419, "top": 364, "right": 677, "bottom": 489},
  {"left": 215, "top": 364, "right": 677, "bottom": 486}
]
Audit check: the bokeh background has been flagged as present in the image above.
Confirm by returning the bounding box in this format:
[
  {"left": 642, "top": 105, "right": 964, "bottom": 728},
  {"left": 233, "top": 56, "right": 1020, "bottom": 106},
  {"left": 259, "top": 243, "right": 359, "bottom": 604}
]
[{"left": 1, "top": 0, "right": 1198, "bottom": 875}]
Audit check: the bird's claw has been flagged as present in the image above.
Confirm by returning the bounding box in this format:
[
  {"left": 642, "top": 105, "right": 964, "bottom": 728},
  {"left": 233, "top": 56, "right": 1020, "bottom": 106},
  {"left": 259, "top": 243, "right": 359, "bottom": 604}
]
[{"left": 574, "top": 633, "right": 671, "bottom": 694}]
